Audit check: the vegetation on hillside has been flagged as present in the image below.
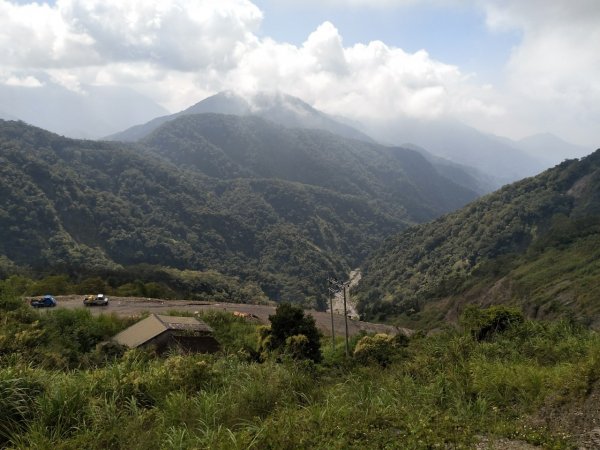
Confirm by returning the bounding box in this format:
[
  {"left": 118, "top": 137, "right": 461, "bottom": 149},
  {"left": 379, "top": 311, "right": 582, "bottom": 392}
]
[
  {"left": 1, "top": 289, "right": 599, "bottom": 449},
  {"left": 142, "top": 114, "right": 477, "bottom": 222},
  {"left": 0, "top": 118, "right": 478, "bottom": 308},
  {"left": 356, "top": 150, "right": 600, "bottom": 327}
]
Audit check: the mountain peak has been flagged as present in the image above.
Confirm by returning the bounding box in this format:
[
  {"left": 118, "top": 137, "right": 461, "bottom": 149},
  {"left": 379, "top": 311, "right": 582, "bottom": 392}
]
[{"left": 108, "top": 89, "right": 375, "bottom": 143}]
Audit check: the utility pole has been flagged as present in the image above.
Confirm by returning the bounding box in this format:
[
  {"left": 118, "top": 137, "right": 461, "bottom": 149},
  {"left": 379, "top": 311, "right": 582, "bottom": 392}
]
[
  {"left": 328, "top": 286, "right": 336, "bottom": 351},
  {"left": 328, "top": 277, "right": 350, "bottom": 357},
  {"left": 342, "top": 283, "right": 350, "bottom": 357}
]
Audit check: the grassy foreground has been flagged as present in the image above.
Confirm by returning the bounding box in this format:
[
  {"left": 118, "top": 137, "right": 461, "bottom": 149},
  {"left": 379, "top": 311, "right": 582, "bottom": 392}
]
[{"left": 1, "top": 293, "right": 599, "bottom": 449}]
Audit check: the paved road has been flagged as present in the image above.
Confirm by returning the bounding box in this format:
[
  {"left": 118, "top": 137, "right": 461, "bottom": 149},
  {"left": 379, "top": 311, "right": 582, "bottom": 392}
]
[{"left": 37, "top": 295, "right": 410, "bottom": 337}]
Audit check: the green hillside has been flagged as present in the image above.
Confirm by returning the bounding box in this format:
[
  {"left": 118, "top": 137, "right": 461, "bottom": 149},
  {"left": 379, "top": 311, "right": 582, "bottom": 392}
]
[
  {"left": 141, "top": 113, "right": 477, "bottom": 222},
  {"left": 356, "top": 149, "right": 600, "bottom": 328},
  {"left": 0, "top": 119, "right": 476, "bottom": 306}
]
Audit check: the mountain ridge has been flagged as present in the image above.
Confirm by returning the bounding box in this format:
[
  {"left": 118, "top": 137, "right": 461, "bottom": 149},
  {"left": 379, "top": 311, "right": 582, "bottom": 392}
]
[
  {"left": 140, "top": 113, "right": 478, "bottom": 222},
  {"left": 107, "top": 90, "right": 375, "bottom": 144}
]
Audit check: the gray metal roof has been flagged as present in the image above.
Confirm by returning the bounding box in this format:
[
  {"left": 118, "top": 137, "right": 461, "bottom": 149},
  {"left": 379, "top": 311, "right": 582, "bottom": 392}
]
[{"left": 113, "top": 314, "right": 213, "bottom": 348}]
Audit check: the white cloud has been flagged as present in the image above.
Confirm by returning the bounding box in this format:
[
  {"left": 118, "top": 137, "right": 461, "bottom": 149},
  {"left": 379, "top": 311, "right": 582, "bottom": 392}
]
[
  {"left": 0, "top": 0, "right": 496, "bottom": 121},
  {"left": 271, "top": 0, "right": 454, "bottom": 8},
  {"left": 1, "top": 74, "right": 43, "bottom": 87},
  {"left": 218, "top": 22, "right": 499, "bottom": 122},
  {"left": 0, "top": 0, "right": 598, "bottom": 147},
  {"left": 479, "top": 0, "right": 600, "bottom": 146}
]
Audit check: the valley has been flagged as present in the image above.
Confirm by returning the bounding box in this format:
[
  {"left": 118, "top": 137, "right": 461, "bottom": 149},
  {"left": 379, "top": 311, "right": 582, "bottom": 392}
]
[
  {"left": 1, "top": 103, "right": 596, "bottom": 449},
  {"left": 2, "top": 2, "right": 600, "bottom": 448}
]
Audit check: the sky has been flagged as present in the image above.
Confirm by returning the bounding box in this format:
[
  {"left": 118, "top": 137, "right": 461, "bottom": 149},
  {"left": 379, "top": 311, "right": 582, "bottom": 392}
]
[{"left": 1, "top": 0, "right": 599, "bottom": 147}]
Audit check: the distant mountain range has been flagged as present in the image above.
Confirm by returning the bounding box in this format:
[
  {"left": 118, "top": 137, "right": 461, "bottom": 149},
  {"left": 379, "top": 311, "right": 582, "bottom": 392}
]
[
  {"left": 513, "top": 133, "right": 590, "bottom": 166},
  {"left": 3, "top": 85, "right": 591, "bottom": 188},
  {"left": 361, "top": 117, "right": 594, "bottom": 187},
  {"left": 109, "top": 90, "right": 496, "bottom": 195},
  {"left": 140, "top": 113, "right": 477, "bottom": 221},
  {"left": 355, "top": 148, "right": 600, "bottom": 329}
]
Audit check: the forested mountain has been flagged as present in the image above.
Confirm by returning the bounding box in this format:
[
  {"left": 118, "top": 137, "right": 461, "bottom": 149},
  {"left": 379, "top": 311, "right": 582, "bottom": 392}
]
[
  {"left": 140, "top": 113, "right": 477, "bottom": 221},
  {"left": 356, "top": 149, "right": 600, "bottom": 328},
  {"left": 0, "top": 119, "right": 476, "bottom": 306},
  {"left": 109, "top": 91, "right": 492, "bottom": 195}
]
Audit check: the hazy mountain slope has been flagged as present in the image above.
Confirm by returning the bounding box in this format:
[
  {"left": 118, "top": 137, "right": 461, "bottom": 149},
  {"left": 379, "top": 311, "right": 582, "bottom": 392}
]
[
  {"left": 515, "top": 133, "right": 591, "bottom": 166},
  {"left": 141, "top": 113, "right": 479, "bottom": 222},
  {"left": 0, "top": 120, "right": 407, "bottom": 305},
  {"left": 0, "top": 109, "right": 18, "bottom": 120},
  {"left": 108, "top": 91, "right": 374, "bottom": 143},
  {"left": 363, "top": 117, "right": 546, "bottom": 186},
  {"left": 0, "top": 83, "right": 168, "bottom": 139},
  {"left": 355, "top": 150, "right": 600, "bottom": 327},
  {"left": 402, "top": 143, "right": 496, "bottom": 194}
]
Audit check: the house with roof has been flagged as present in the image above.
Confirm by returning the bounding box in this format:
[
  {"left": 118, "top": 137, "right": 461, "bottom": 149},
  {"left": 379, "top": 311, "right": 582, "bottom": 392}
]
[{"left": 113, "top": 314, "right": 220, "bottom": 354}]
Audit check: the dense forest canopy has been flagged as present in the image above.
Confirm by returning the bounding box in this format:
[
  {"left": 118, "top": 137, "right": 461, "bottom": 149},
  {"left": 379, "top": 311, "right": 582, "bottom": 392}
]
[
  {"left": 0, "top": 118, "right": 477, "bottom": 307},
  {"left": 356, "top": 149, "right": 600, "bottom": 328}
]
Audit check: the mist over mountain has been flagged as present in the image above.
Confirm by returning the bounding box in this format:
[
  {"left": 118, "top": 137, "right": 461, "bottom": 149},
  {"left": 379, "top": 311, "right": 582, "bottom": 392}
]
[
  {"left": 0, "top": 82, "right": 169, "bottom": 139},
  {"left": 515, "top": 133, "right": 591, "bottom": 166},
  {"left": 356, "top": 149, "right": 600, "bottom": 328},
  {"left": 362, "top": 117, "right": 549, "bottom": 186},
  {"left": 114, "top": 89, "right": 592, "bottom": 193},
  {"left": 109, "top": 90, "right": 496, "bottom": 195},
  {"left": 0, "top": 109, "right": 18, "bottom": 120},
  {"left": 401, "top": 143, "right": 496, "bottom": 194},
  {"left": 108, "top": 90, "right": 374, "bottom": 143}
]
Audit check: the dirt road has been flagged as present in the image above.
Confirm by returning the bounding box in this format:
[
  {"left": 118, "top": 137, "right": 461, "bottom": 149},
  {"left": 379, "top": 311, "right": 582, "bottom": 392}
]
[
  {"left": 44, "top": 295, "right": 409, "bottom": 337},
  {"left": 329, "top": 269, "right": 361, "bottom": 319}
]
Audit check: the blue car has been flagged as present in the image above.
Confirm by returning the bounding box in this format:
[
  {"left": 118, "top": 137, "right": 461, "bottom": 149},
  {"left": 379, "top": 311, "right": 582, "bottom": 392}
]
[{"left": 30, "top": 294, "right": 57, "bottom": 308}]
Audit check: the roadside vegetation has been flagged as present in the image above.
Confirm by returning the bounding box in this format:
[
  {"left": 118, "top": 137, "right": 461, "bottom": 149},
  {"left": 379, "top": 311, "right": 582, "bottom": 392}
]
[
  {"left": 1, "top": 287, "right": 598, "bottom": 449},
  {"left": 0, "top": 268, "right": 271, "bottom": 306}
]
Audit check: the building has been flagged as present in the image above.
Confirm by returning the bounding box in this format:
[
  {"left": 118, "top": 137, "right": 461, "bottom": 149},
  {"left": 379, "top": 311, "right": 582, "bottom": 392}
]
[{"left": 113, "top": 314, "right": 220, "bottom": 353}]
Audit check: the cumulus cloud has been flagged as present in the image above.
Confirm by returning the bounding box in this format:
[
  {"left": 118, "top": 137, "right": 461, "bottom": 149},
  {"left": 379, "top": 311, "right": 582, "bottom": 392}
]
[
  {"left": 0, "top": 0, "right": 598, "bottom": 146},
  {"left": 0, "top": 0, "right": 498, "bottom": 122},
  {"left": 1, "top": 73, "right": 43, "bottom": 88},
  {"left": 0, "top": 0, "right": 262, "bottom": 70}
]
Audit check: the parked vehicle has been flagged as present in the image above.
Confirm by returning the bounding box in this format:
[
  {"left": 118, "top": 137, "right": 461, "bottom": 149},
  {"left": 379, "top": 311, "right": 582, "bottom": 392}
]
[
  {"left": 30, "top": 294, "right": 57, "bottom": 308},
  {"left": 83, "top": 294, "right": 109, "bottom": 306}
]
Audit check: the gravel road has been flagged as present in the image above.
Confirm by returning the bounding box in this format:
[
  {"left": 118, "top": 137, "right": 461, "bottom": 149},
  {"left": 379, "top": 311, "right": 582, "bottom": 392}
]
[{"left": 37, "top": 295, "right": 410, "bottom": 337}]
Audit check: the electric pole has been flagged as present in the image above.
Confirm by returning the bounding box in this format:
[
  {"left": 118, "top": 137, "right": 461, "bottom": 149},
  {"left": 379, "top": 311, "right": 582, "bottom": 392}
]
[
  {"left": 342, "top": 283, "right": 350, "bottom": 357},
  {"left": 328, "top": 286, "right": 336, "bottom": 351},
  {"left": 328, "top": 277, "right": 350, "bottom": 357}
]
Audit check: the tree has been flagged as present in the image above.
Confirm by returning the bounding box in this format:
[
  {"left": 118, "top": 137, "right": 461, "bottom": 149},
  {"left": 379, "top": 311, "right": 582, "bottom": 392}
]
[{"left": 262, "top": 303, "right": 322, "bottom": 362}]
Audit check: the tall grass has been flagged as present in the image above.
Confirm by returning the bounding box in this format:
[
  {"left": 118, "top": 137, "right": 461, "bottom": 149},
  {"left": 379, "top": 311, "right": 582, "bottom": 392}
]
[{"left": 0, "top": 297, "right": 598, "bottom": 448}]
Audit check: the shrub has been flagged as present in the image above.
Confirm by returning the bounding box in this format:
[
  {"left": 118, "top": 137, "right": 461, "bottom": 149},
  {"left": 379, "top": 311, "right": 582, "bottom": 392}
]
[
  {"left": 284, "top": 334, "right": 311, "bottom": 360},
  {"left": 261, "top": 303, "right": 322, "bottom": 362},
  {"left": 461, "top": 305, "right": 524, "bottom": 341},
  {"left": 353, "top": 333, "right": 408, "bottom": 367}
]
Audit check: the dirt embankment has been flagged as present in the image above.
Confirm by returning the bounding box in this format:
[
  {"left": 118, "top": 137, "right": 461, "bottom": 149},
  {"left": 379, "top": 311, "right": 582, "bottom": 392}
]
[{"left": 39, "top": 295, "right": 409, "bottom": 337}]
